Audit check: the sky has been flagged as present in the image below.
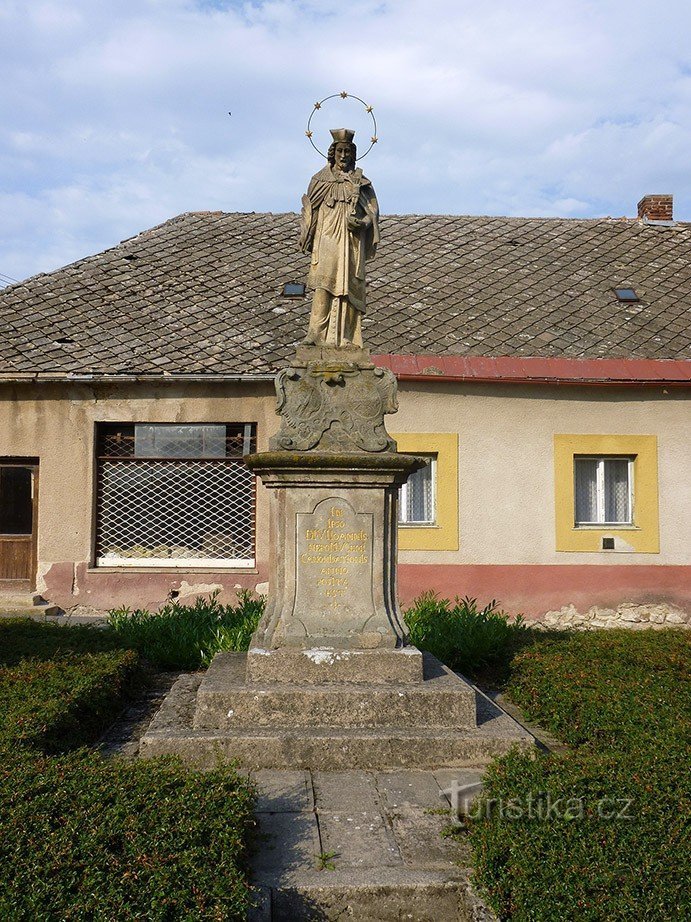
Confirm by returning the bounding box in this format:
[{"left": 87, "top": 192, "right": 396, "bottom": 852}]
[{"left": 2, "top": 0, "right": 691, "bottom": 283}]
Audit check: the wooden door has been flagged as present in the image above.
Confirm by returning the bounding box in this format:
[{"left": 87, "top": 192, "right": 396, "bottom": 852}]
[{"left": 0, "top": 462, "right": 38, "bottom": 589}]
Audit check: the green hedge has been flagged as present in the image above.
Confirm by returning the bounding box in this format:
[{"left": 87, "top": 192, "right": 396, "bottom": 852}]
[
  {"left": 0, "top": 620, "right": 256, "bottom": 919},
  {"left": 469, "top": 629, "right": 691, "bottom": 920},
  {"left": 0, "top": 649, "right": 142, "bottom": 753},
  {"left": 0, "top": 750, "right": 255, "bottom": 920}
]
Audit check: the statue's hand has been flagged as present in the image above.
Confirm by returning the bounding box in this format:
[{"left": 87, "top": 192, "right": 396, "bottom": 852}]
[{"left": 348, "top": 214, "right": 371, "bottom": 232}]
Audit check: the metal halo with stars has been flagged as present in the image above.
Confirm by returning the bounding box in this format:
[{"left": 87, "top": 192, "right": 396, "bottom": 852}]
[{"left": 305, "top": 91, "right": 378, "bottom": 160}]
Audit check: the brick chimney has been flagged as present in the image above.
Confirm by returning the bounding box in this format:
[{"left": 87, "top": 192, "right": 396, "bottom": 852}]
[{"left": 637, "top": 194, "right": 673, "bottom": 222}]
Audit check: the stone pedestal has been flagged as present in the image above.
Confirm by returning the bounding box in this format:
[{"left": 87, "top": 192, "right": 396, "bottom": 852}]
[
  {"left": 245, "top": 451, "right": 422, "bottom": 652},
  {"left": 139, "top": 347, "right": 536, "bottom": 769}
]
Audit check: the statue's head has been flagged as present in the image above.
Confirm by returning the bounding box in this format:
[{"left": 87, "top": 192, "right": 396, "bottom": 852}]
[{"left": 328, "top": 128, "right": 356, "bottom": 172}]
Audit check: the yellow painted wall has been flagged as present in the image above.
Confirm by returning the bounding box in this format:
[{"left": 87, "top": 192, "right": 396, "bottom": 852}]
[{"left": 391, "top": 381, "right": 689, "bottom": 566}]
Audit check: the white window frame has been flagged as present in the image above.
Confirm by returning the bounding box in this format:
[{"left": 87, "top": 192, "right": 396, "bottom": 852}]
[
  {"left": 574, "top": 456, "right": 634, "bottom": 527},
  {"left": 399, "top": 454, "right": 437, "bottom": 526}
]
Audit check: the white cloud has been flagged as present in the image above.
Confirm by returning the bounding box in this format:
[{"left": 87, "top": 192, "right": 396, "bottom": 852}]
[{"left": 2, "top": 0, "right": 691, "bottom": 279}]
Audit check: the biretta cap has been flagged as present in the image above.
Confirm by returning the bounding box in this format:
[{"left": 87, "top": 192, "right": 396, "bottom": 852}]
[{"left": 330, "top": 128, "right": 355, "bottom": 144}]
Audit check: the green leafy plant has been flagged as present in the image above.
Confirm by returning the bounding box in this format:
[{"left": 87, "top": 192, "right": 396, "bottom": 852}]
[
  {"left": 0, "top": 620, "right": 256, "bottom": 919},
  {"left": 403, "top": 591, "right": 531, "bottom": 675},
  {"left": 108, "top": 589, "right": 264, "bottom": 670},
  {"left": 469, "top": 629, "right": 691, "bottom": 920},
  {"left": 316, "top": 850, "right": 338, "bottom": 871}
]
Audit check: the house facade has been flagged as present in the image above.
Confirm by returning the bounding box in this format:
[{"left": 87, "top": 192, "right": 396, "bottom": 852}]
[{"left": 1, "top": 197, "right": 689, "bottom": 621}]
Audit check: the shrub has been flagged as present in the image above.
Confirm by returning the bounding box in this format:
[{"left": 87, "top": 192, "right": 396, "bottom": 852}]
[
  {"left": 108, "top": 589, "right": 264, "bottom": 670},
  {"left": 469, "top": 629, "right": 691, "bottom": 920},
  {"left": 403, "top": 591, "right": 531, "bottom": 675},
  {"left": 0, "top": 649, "right": 143, "bottom": 753},
  {"left": 0, "top": 620, "right": 256, "bottom": 920},
  {"left": 0, "top": 749, "right": 255, "bottom": 920},
  {"left": 0, "top": 618, "right": 127, "bottom": 667}
]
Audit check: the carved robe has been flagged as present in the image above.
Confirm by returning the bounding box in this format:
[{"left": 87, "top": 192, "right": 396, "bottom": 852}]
[{"left": 299, "top": 165, "right": 379, "bottom": 318}]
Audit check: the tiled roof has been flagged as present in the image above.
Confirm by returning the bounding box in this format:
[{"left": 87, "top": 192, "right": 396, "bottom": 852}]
[{"left": 1, "top": 211, "right": 690, "bottom": 376}]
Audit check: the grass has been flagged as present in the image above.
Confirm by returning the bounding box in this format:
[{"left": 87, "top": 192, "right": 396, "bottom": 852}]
[
  {"left": 0, "top": 618, "right": 257, "bottom": 920},
  {"left": 403, "top": 591, "right": 533, "bottom": 678},
  {"left": 108, "top": 589, "right": 264, "bottom": 670},
  {"left": 316, "top": 850, "right": 338, "bottom": 871},
  {"left": 468, "top": 628, "right": 691, "bottom": 921}
]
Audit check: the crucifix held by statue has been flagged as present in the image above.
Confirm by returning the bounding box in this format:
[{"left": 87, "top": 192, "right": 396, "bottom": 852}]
[{"left": 299, "top": 128, "right": 380, "bottom": 348}]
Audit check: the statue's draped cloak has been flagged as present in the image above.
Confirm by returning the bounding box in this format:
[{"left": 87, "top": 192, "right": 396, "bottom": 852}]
[{"left": 299, "top": 166, "right": 379, "bottom": 315}]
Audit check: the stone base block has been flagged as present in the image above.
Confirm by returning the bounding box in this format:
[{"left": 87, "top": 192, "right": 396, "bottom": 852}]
[
  {"left": 194, "top": 652, "right": 476, "bottom": 730},
  {"left": 141, "top": 724, "right": 533, "bottom": 771},
  {"left": 139, "top": 667, "right": 536, "bottom": 771},
  {"left": 246, "top": 645, "right": 423, "bottom": 686}
]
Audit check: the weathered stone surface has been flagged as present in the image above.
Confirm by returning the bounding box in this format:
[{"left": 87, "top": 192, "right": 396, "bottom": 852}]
[
  {"left": 195, "top": 652, "right": 474, "bottom": 729},
  {"left": 391, "top": 806, "right": 472, "bottom": 869},
  {"left": 245, "top": 452, "right": 423, "bottom": 650},
  {"left": 246, "top": 766, "right": 496, "bottom": 922},
  {"left": 254, "top": 770, "right": 314, "bottom": 813},
  {"left": 270, "top": 361, "right": 398, "bottom": 453},
  {"left": 252, "top": 810, "right": 321, "bottom": 880},
  {"left": 541, "top": 601, "right": 690, "bottom": 630},
  {"left": 376, "top": 770, "right": 448, "bottom": 810},
  {"left": 312, "top": 771, "right": 380, "bottom": 811},
  {"left": 244, "top": 646, "right": 424, "bottom": 686},
  {"left": 269, "top": 874, "right": 468, "bottom": 922},
  {"left": 318, "top": 810, "right": 402, "bottom": 869},
  {"left": 140, "top": 721, "right": 534, "bottom": 771}
]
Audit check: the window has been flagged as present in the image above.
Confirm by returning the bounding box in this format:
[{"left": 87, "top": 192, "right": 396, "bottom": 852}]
[
  {"left": 95, "top": 423, "right": 256, "bottom": 567},
  {"left": 613, "top": 287, "right": 640, "bottom": 302},
  {"left": 399, "top": 455, "right": 436, "bottom": 525},
  {"left": 554, "top": 435, "right": 659, "bottom": 554},
  {"left": 392, "top": 433, "right": 459, "bottom": 551},
  {"left": 574, "top": 456, "right": 633, "bottom": 525}
]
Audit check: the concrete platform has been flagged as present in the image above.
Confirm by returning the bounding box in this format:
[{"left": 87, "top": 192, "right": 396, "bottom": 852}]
[
  {"left": 247, "top": 768, "right": 498, "bottom": 921},
  {"left": 194, "top": 651, "right": 476, "bottom": 730},
  {"left": 139, "top": 663, "right": 536, "bottom": 770}
]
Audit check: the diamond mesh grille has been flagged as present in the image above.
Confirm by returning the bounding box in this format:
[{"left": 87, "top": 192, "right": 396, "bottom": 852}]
[{"left": 95, "top": 423, "right": 256, "bottom": 566}]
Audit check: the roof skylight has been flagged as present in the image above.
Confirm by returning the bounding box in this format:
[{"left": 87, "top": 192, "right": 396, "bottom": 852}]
[
  {"left": 282, "top": 282, "right": 306, "bottom": 297},
  {"left": 613, "top": 288, "right": 640, "bottom": 302}
]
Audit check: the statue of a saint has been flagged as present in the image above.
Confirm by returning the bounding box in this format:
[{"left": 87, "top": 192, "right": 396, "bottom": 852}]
[{"left": 299, "top": 128, "right": 379, "bottom": 348}]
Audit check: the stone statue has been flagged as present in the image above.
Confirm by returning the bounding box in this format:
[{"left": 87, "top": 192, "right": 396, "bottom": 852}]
[{"left": 299, "top": 128, "right": 379, "bottom": 348}]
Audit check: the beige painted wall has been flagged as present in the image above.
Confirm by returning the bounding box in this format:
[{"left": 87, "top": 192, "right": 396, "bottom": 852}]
[
  {"left": 393, "top": 381, "right": 690, "bottom": 566},
  {"left": 1, "top": 379, "right": 688, "bottom": 598},
  {"left": 0, "top": 381, "right": 279, "bottom": 589}
]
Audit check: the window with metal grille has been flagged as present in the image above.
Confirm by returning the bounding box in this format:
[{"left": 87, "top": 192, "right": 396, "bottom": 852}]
[
  {"left": 574, "top": 456, "right": 633, "bottom": 526},
  {"left": 399, "top": 455, "right": 436, "bottom": 525},
  {"left": 95, "top": 423, "right": 256, "bottom": 567}
]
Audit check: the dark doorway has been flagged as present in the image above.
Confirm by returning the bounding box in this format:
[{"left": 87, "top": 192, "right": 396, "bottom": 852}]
[{"left": 0, "top": 461, "right": 39, "bottom": 588}]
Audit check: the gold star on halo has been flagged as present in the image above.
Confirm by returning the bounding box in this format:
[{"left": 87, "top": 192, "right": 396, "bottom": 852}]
[
  {"left": 366, "top": 105, "right": 373, "bottom": 113},
  {"left": 305, "top": 130, "right": 313, "bottom": 138},
  {"left": 371, "top": 136, "right": 378, "bottom": 144},
  {"left": 340, "top": 91, "right": 348, "bottom": 98},
  {"left": 314, "top": 102, "right": 321, "bottom": 109}
]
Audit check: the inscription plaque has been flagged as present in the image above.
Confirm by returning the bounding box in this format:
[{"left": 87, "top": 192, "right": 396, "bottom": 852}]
[{"left": 294, "top": 496, "right": 374, "bottom": 632}]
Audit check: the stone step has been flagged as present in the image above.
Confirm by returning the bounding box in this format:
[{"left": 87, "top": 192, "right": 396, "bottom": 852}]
[
  {"left": 250, "top": 869, "right": 482, "bottom": 922},
  {"left": 140, "top": 674, "right": 536, "bottom": 770},
  {"left": 141, "top": 724, "right": 534, "bottom": 771},
  {"left": 0, "top": 593, "right": 61, "bottom": 618},
  {"left": 194, "top": 652, "right": 476, "bottom": 730},
  {"left": 246, "top": 644, "right": 423, "bottom": 686}
]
